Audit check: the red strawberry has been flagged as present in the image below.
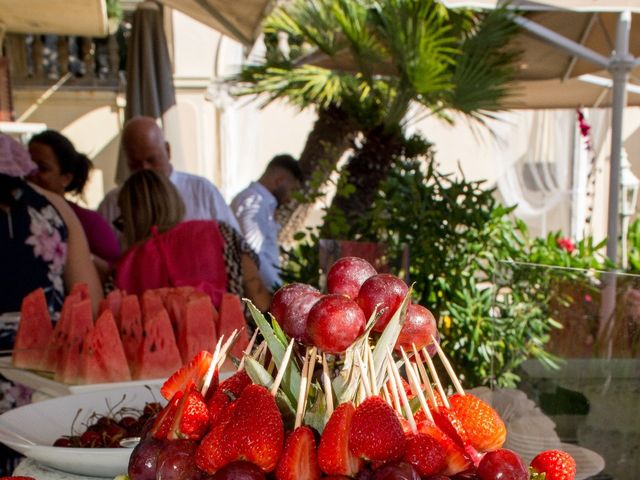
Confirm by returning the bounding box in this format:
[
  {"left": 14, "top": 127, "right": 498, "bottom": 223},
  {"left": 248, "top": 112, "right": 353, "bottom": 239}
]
[
  {"left": 403, "top": 432, "right": 446, "bottom": 477},
  {"left": 207, "top": 370, "right": 252, "bottom": 425},
  {"left": 431, "top": 408, "right": 468, "bottom": 447},
  {"left": 448, "top": 393, "right": 506, "bottom": 452},
  {"left": 196, "top": 402, "right": 238, "bottom": 473},
  {"left": 276, "top": 426, "right": 322, "bottom": 480},
  {"left": 161, "top": 350, "right": 213, "bottom": 400},
  {"left": 349, "top": 396, "right": 406, "bottom": 462},
  {"left": 417, "top": 419, "right": 472, "bottom": 476},
  {"left": 318, "top": 402, "right": 363, "bottom": 476},
  {"left": 168, "top": 385, "right": 210, "bottom": 440},
  {"left": 224, "top": 384, "right": 285, "bottom": 472},
  {"left": 530, "top": 450, "right": 577, "bottom": 480},
  {"left": 150, "top": 390, "right": 183, "bottom": 439}
]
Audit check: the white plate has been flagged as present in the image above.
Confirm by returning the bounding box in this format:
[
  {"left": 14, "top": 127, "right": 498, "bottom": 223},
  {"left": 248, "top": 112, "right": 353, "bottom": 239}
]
[
  {"left": 0, "top": 385, "right": 164, "bottom": 477},
  {"left": 0, "top": 356, "right": 164, "bottom": 397}
]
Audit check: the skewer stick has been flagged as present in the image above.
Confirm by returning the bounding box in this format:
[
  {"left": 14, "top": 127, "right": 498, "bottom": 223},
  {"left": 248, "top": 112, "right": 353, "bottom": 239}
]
[
  {"left": 238, "top": 328, "right": 259, "bottom": 371},
  {"left": 365, "top": 344, "right": 377, "bottom": 393},
  {"left": 412, "top": 343, "right": 439, "bottom": 411},
  {"left": 257, "top": 342, "right": 268, "bottom": 366},
  {"left": 400, "top": 347, "right": 434, "bottom": 422},
  {"left": 354, "top": 349, "right": 372, "bottom": 398},
  {"left": 431, "top": 335, "right": 465, "bottom": 396},
  {"left": 381, "top": 382, "right": 393, "bottom": 405},
  {"left": 270, "top": 339, "right": 295, "bottom": 397},
  {"left": 321, "top": 353, "right": 334, "bottom": 417},
  {"left": 385, "top": 358, "right": 403, "bottom": 414},
  {"left": 422, "top": 347, "right": 450, "bottom": 409},
  {"left": 305, "top": 347, "right": 318, "bottom": 399},
  {"left": 217, "top": 329, "right": 240, "bottom": 368},
  {"left": 295, "top": 347, "right": 312, "bottom": 428},
  {"left": 201, "top": 335, "right": 225, "bottom": 397},
  {"left": 267, "top": 358, "right": 276, "bottom": 376},
  {"left": 386, "top": 349, "right": 417, "bottom": 434}
]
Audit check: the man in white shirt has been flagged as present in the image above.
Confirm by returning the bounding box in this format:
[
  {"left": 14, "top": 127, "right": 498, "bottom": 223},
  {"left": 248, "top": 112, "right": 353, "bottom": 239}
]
[
  {"left": 232, "top": 155, "right": 303, "bottom": 290},
  {"left": 98, "top": 116, "right": 239, "bottom": 232}
]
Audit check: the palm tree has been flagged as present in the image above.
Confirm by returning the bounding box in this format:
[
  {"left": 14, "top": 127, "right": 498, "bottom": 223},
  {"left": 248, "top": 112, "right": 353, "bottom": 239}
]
[{"left": 232, "top": 0, "right": 519, "bottom": 232}]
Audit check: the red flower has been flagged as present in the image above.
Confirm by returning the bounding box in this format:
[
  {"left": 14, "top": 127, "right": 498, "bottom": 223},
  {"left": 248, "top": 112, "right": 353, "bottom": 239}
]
[{"left": 557, "top": 237, "right": 575, "bottom": 253}]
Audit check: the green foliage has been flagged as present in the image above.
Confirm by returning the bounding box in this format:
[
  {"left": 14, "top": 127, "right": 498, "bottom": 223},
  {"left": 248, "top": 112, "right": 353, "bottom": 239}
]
[
  {"left": 627, "top": 218, "right": 640, "bottom": 273},
  {"left": 281, "top": 142, "right": 609, "bottom": 387}
]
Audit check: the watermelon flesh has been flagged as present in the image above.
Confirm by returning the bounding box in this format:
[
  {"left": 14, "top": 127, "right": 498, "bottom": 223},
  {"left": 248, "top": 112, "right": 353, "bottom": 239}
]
[
  {"left": 133, "top": 308, "right": 182, "bottom": 380},
  {"left": 141, "top": 290, "right": 165, "bottom": 325},
  {"left": 13, "top": 289, "right": 53, "bottom": 369},
  {"left": 98, "top": 289, "right": 124, "bottom": 328},
  {"left": 218, "top": 293, "right": 249, "bottom": 360},
  {"left": 175, "top": 295, "right": 218, "bottom": 363},
  {"left": 39, "top": 291, "right": 83, "bottom": 372},
  {"left": 119, "top": 294, "right": 144, "bottom": 368},
  {"left": 55, "top": 298, "right": 94, "bottom": 384},
  {"left": 81, "top": 310, "right": 131, "bottom": 383}
]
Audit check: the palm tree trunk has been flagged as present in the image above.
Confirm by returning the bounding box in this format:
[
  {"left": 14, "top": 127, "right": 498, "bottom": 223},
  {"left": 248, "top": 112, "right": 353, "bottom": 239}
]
[{"left": 277, "top": 104, "right": 358, "bottom": 244}]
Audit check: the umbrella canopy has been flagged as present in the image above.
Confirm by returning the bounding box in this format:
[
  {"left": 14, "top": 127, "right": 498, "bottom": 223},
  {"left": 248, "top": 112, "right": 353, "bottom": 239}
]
[
  {"left": 0, "top": 0, "right": 108, "bottom": 37},
  {"left": 158, "top": 0, "right": 276, "bottom": 46},
  {"left": 116, "top": 1, "right": 178, "bottom": 182}
]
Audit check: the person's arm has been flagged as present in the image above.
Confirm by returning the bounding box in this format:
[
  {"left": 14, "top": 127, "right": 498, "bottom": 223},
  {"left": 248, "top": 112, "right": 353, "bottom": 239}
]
[
  {"left": 37, "top": 188, "right": 104, "bottom": 315},
  {"left": 241, "top": 252, "right": 271, "bottom": 313}
]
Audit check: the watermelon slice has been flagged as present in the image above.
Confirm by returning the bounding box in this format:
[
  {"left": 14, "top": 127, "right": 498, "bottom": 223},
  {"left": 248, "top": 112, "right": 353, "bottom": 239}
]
[
  {"left": 134, "top": 308, "right": 182, "bottom": 380},
  {"left": 55, "top": 298, "right": 94, "bottom": 384},
  {"left": 98, "top": 289, "right": 124, "bottom": 328},
  {"left": 141, "top": 290, "right": 165, "bottom": 325},
  {"left": 13, "top": 289, "right": 53, "bottom": 369},
  {"left": 175, "top": 295, "right": 218, "bottom": 363},
  {"left": 39, "top": 291, "right": 83, "bottom": 372},
  {"left": 119, "top": 294, "right": 144, "bottom": 368},
  {"left": 70, "top": 283, "right": 90, "bottom": 300},
  {"left": 218, "top": 293, "right": 249, "bottom": 360},
  {"left": 81, "top": 309, "right": 132, "bottom": 383}
]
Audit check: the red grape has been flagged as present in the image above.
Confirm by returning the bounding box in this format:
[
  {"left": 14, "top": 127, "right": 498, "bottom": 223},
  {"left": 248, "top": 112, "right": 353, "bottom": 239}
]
[
  {"left": 477, "top": 449, "right": 527, "bottom": 480},
  {"left": 128, "top": 438, "right": 165, "bottom": 480},
  {"left": 156, "top": 440, "right": 203, "bottom": 480},
  {"left": 208, "top": 460, "right": 266, "bottom": 479},
  {"left": 357, "top": 274, "right": 408, "bottom": 332},
  {"left": 327, "top": 257, "right": 377, "bottom": 299},
  {"left": 270, "top": 283, "right": 322, "bottom": 343},
  {"left": 395, "top": 304, "right": 438, "bottom": 352},
  {"left": 371, "top": 461, "right": 421, "bottom": 480},
  {"left": 306, "top": 294, "right": 366, "bottom": 353}
]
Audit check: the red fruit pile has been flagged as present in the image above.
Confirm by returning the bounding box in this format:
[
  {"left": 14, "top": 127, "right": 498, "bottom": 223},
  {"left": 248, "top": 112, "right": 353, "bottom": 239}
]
[{"left": 271, "top": 257, "right": 439, "bottom": 354}]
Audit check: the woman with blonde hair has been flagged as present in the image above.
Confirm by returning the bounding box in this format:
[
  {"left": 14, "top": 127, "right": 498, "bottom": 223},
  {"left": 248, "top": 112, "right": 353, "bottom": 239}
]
[{"left": 114, "top": 170, "right": 270, "bottom": 312}]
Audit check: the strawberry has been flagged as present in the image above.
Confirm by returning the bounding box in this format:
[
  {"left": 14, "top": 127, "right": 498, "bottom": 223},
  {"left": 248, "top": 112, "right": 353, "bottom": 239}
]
[
  {"left": 417, "top": 419, "right": 472, "bottom": 476},
  {"left": 207, "top": 370, "right": 252, "bottom": 425},
  {"left": 150, "top": 390, "right": 184, "bottom": 439},
  {"left": 403, "top": 432, "right": 447, "bottom": 477},
  {"left": 349, "top": 396, "right": 406, "bottom": 462},
  {"left": 318, "top": 402, "right": 362, "bottom": 476},
  {"left": 196, "top": 402, "right": 238, "bottom": 473},
  {"left": 223, "top": 384, "right": 285, "bottom": 472},
  {"left": 275, "top": 426, "right": 322, "bottom": 480},
  {"left": 530, "top": 450, "right": 577, "bottom": 480},
  {"left": 448, "top": 393, "right": 506, "bottom": 452},
  {"left": 168, "top": 385, "right": 211, "bottom": 440},
  {"left": 161, "top": 350, "right": 213, "bottom": 400}
]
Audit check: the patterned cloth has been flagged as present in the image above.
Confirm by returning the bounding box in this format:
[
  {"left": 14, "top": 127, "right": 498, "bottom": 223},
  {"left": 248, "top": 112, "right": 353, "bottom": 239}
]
[
  {"left": 218, "top": 221, "right": 260, "bottom": 297},
  {"left": 0, "top": 135, "right": 37, "bottom": 178}
]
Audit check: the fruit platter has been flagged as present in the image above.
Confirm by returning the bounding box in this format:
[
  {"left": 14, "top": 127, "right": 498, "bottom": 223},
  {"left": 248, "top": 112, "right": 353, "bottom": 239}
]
[{"left": 2, "top": 256, "right": 588, "bottom": 479}]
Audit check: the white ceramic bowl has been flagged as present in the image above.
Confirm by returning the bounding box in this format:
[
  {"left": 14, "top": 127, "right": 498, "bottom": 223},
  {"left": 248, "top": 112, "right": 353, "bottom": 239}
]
[{"left": 0, "top": 385, "right": 163, "bottom": 477}]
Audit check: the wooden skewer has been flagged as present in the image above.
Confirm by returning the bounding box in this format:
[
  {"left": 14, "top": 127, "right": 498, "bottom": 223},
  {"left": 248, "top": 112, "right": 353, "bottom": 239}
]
[
  {"left": 305, "top": 347, "right": 318, "bottom": 400},
  {"left": 354, "top": 349, "right": 372, "bottom": 398},
  {"left": 321, "top": 353, "right": 334, "bottom": 417},
  {"left": 400, "top": 347, "right": 434, "bottom": 422},
  {"left": 412, "top": 343, "right": 439, "bottom": 412},
  {"left": 238, "top": 328, "right": 259, "bottom": 371},
  {"left": 385, "top": 357, "right": 403, "bottom": 415},
  {"left": 295, "top": 347, "right": 312, "bottom": 428},
  {"left": 257, "top": 341, "right": 268, "bottom": 366},
  {"left": 365, "top": 344, "right": 377, "bottom": 394},
  {"left": 201, "top": 335, "right": 225, "bottom": 397},
  {"left": 270, "top": 338, "right": 295, "bottom": 397},
  {"left": 386, "top": 348, "right": 417, "bottom": 434},
  {"left": 431, "top": 334, "right": 465, "bottom": 396},
  {"left": 422, "top": 347, "right": 450, "bottom": 409},
  {"left": 381, "top": 382, "right": 393, "bottom": 405},
  {"left": 267, "top": 358, "right": 276, "bottom": 376},
  {"left": 217, "top": 329, "right": 240, "bottom": 368}
]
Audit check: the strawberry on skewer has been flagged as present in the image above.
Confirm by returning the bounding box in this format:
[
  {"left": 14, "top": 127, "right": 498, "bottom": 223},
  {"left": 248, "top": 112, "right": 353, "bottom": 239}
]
[{"left": 317, "top": 402, "right": 362, "bottom": 476}]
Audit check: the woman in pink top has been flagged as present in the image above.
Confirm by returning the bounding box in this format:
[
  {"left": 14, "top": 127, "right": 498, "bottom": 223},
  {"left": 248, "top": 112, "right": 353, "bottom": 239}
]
[{"left": 28, "top": 130, "right": 120, "bottom": 280}]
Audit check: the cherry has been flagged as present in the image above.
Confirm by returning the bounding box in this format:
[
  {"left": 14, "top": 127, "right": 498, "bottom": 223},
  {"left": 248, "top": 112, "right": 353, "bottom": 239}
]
[
  {"left": 395, "top": 304, "right": 438, "bottom": 352},
  {"left": 476, "top": 449, "right": 528, "bottom": 480},
  {"left": 270, "top": 283, "right": 322, "bottom": 343},
  {"left": 371, "top": 461, "right": 421, "bottom": 480},
  {"left": 128, "top": 438, "right": 166, "bottom": 480},
  {"left": 306, "top": 294, "right": 366, "bottom": 353},
  {"left": 80, "top": 430, "right": 104, "bottom": 448},
  {"left": 53, "top": 437, "right": 72, "bottom": 447},
  {"left": 327, "top": 257, "right": 377, "bottom": 299},
  {"left": 144, "top": 402, "right": 163, "bottom": 416},
  {"left": 357, "top": 274, "right": 409, "bottom": 332}
]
